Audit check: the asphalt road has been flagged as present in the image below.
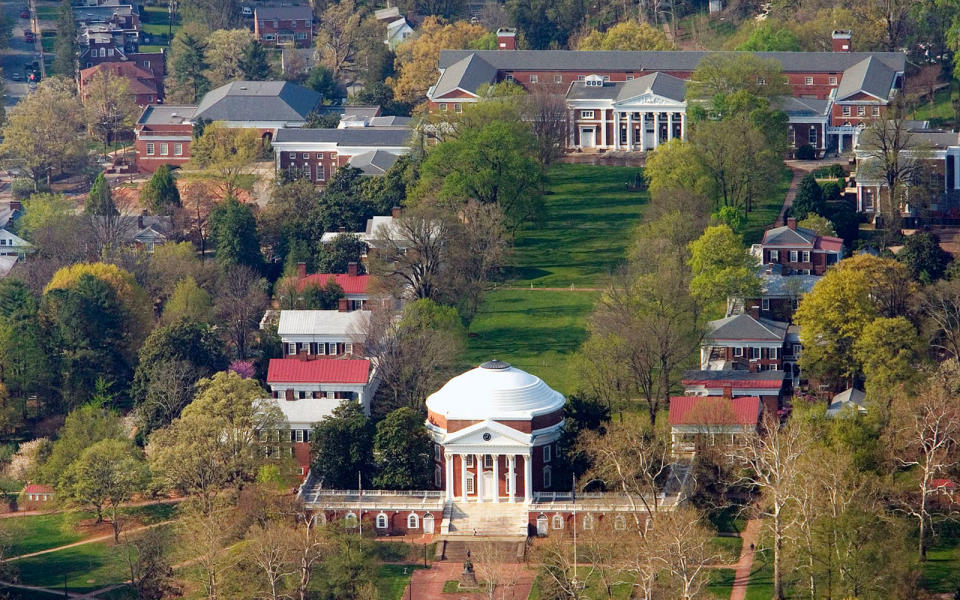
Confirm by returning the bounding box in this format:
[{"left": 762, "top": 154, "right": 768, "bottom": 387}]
[{"left": 0, "top": 0, "right": 38, "bottom": 105}]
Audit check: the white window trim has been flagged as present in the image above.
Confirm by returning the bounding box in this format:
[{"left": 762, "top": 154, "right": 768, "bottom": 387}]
[
  {"left": 543, "top": 445, "right": 551, "bottom": 463},
  {"left": 465, "top": 474, "right": 475, "bottom": 494},
  {"left": 580, "top": 110, "right": 595, "bottom": 119},
  {"left": 614, "top": 515, "right": 626, "bottom": 531},
  {"left": 543, "top": 465, "right": 552, "bottom": 489},
  {"left": 552, "top": 514, "right": 564, "bottom": 530},
  {"left": 802, "top": 250, "right": 810, "bottom": 262},
  {"left": 761, "top": 298, "right": 770, "bottom": 311},
  {"left": 407, "top": 513, "right": 419, "bottom": 529},
  {"left": 376, "top": 512, "right": 388, "bottom": 529},
  {"left": 734, "top": 347, "right": 743, "bottom": 357},
  {"left": 789, "top": 250, "right": 799, "bottom": 262}
]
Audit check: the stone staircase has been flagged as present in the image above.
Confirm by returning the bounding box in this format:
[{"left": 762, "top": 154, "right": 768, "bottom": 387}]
[
  {"left": 440, "top": 539, "right": 527, "bottom": 562},
  {"left": 445, "top": 501, "right": 529, "bottom": 539}
]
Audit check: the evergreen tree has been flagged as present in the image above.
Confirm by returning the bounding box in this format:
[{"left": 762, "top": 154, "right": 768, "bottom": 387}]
[
  {"left": 315, "top": 234, "right": 367, "bottom": 274},
  {"left": 791, "top": 174, "right": 826, "bottom": 221},
  {"left": 86, "top": 173, "right": 117, "bottom": 216},
  {"left": 53, "top": 0, "right": 78, "bottom": 78},
  {"left": 310, "top": 402, "right": 374, "bottom": 488},
  {"left": 897, "top": 231, "right": 952, "bottom": 282},
  {"left": 239, "top": 41, "right": 271, "bottom": 80},
  {"left": 209, "top": 197, "right": 263, "bottom": 270},
  {"left": 372, "top": 407, "right": 433, "bottom": 490},
  {"left": 305, "top": 65, "right": 340, "bottom": 99},
  {"left": 140, "top": 165, "right": 181, "bottom": 215},
  {"left": 171, "top": 30, "right": 210, "bottom": 103}
]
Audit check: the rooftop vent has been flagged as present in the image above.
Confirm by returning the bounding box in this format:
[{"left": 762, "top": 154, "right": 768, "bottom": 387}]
[{"left": 480, "top": 359, "right": 511, "bottom": 370}]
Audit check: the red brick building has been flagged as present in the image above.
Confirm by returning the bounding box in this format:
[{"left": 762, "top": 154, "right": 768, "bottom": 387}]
[
  {"left": 79, "top": 61, "right": 162, "bottom": 106},
  {"left": 254, "top": 6, "right": 313, "bottom": 47},
  {"left": 759, "top": 218, "right": 844, "bottom": 276},
  {"left": 133, "top": 105, "right": 194, "bottom": 172},
  {"left": 272, "top": 128, "right": 412, "bottom": 185}
]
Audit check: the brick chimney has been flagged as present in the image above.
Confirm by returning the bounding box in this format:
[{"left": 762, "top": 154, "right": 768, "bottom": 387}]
[
  {"left": 832, "top": 30, "right": 852, "bottom": 52},
  {"left": 721, "top": 385, "right": 733, "bottom": 399},
  {"left": 786, "top": 217, "right": 797, "bottom": 230},
  {"left": 297, "top": 261, "right": 307, "bottom": 279},
  {"left": 138, "top": 209, "right": 147, "bottom": 229},
  {"left": 746, "top": 302, "right": 761, "bottom": 319},
  {"left": 497, "top": 27, "right": 517, "bottom": 50},
  {"left": 347, "top": 262, "right": 358, "bottom": 277},
  {"left": 338, "top": 298, "right": 349, "bottom": 312},
  {"left": 391, "top": 206, "right": 403, "bottom": 218},
  {"left": 338, "top": 226, "right": 346, "bottom": 232}
]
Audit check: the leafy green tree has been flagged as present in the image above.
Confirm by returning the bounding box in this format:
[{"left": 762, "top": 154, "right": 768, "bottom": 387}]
[
  {"left": 643, "top": 140, "right": 710, "bottom": 198},
  {"left": 791, "top": 174, "right": 825, "bottom": 220},
  {"left": 687, "top": 225, "right": 759, "bottom": 306},
  {"left": 897, "top": 231, "right": 951, "bottom": 282},
  {"left": 161, "top": 276, "right": 213, "bottom": 324},
  {"left": 60, "top": 439, "right": 149, "bottom": 541},
  {"left": 305, "top": 65, "right": 341, "bottom": 99},
  {"left": 0, "top": 306, "right": 54, "bottom": 416},
  {"left": 86, "top": 173, "right": 116, "bottom": 216},
  {"left": 300, "top": 279, "right": 345, "bottom": 310},
  {"left": 317, "top": 167, "right": 375, "bottom": 233},
  {"left": 507, "top": 0, "right": 585, "bottom": 49},
  {"left": 686, "top": 53, "right": 789, "bottom": 100},
  {"left": 797, "top": 214, "right": 836, "bottom": 237},
  {"left": 39, "top": 404, "right": 124, "bottom": 486},
  {"left": 314, "top": 529, "right": 378, "bottom": 600},
  {"left": 735, "top": 23, "right": 802, "bottom": 51},
  {"left": 170, "top": 28, "right": 210, "bottom": 103},
  {"left": 310, "top": 402, "right": 374, "bottom": 489},
  {"left": 853, "top": 316, "right": 923, "bottom": 403},
  {"left": 372, "top": 407, "right": 433, "bottom": 490},
  {"left": 239, "top": 41, "right": 271, "bottom": 80},
  {"left": 190, "top": 122, "right": 262, "bottom": 198},
  {"left": 209, "top": 196, "right": 263, "bottom": 269},
  {"left": 140, "top": 165, "right": 181, "bottom": 215},
  {"left": 315, "top": 234, "right": 367, "bottom": 274},
  {"left": 578, "top": 20, "right": 674, "bottom": 50},
  {"left": 53, "top": 0, "right": 78, "bottom": 78},
  {"left": 259, "top": 178, "right": 324, "bottom": 267}
]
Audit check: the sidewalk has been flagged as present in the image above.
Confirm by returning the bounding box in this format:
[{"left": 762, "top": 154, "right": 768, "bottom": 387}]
[
  {"left": 730, "top": 519, "right": 762, "bottom": 600},
  {"left": 407, "top": 561, "right": 535, "bottom": 600}
]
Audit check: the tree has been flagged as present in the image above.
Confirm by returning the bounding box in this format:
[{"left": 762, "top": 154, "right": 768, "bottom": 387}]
[
  {"left": 214, "top": 265, "right": 268, "bottom": 360},
  {"left": 240, "top": 40, "right": 272, "bottom": 80},
  {"left": 735, "top": 23, "right": 802, "bottom": 51},
  {"left": 687, "top": 54, "right": 790, "bottom": 100},
  {"left": 179, "top": 180, "right": 218, "bottom": 257},
  {"left": 522, "top": 82, "right": 570, "bottom": 166},
  {"left": 82, "top": 69, "right": 139, "bottom": 152},
  {"left": 578, "top": 20, "right": 674, "bottom": 50},
  {"left": 315, "top": 234, "right": 367, "bottom": 274},
  {"left": 191, "top": 122, "right": 263, "bottom": 199},
  {"left": 0, "top": 284, "right": 54, "bottom": 410},
  {"left": 39, "top": 404, "right": 124, "bottom": 486},
  {"left": 791, "top": 173, "right": 825, "bottom": 220},
  {"left": 310, "top": 402, "right": 374, "bottom": 489},
  {"left": 643, "top": 140, "right": 710, "bottom": 199},
  {"left": 61, "top": 439, "right": 149, "bottom": 541},
  {"left": 316, "top": 0, "right": 362, "bottom": 82},
  {"left": 507, "top": 0, "right": 586, "bottom": 50},
  {"left": 796, "top": 213, "right": 836, "bottom": 237},
  {"left": 794, "top": 254, "right": 914, "bottom": 385},
  {"left": 53, "top": 0, "right": 78, "bottom": 78},
  {"left": 180, "top": 0, "right": 240, "bottom": 30},
  {"left": 170, "top": 27, "right": 211, "bottom": 103},
  {"left": 317, "top": 167, "right": 376, "bottom": 233},
  {"left": 687, "top": 225, "right": 759, "bottom": 307},
  {"left": 140, "top": 165, "right": 181, "bottom": 215},
  {"left": 920, "top": 278, "right": 960, "bottom": 368},
  {"left": 244, "top": 521, "right": 297, "bottom": 600},
  {"left": 897, "top": 231, "right": 951, "bottom": 282},
  {"left": 209, "top": 196, "right": 263, "bottom": 270},
  {"left": 372, "top": 407, "right": 433, "bottom": 490},
  {"left": 162, "top": 276, "right": 213, "bottom": 324},
  {"left": 85, "top": 173, "right": 116, "bottom": 217},
  {"left": 7, "top": 437, "right": 51, "bottom": 482},
  {"left": 121, "top": 526, "right": 176, "bottom": 600},
  {"left": 0, "top": 77, "right": 87, "bottom": 187},
  {"left": 388, "top": 17, "right": 487, "bottom": 103},
  {"left": 305, "top": 65, "right": 341, "bottom": 99},
  {"left": 204, "top": 29, "right": 254, "bottom": 87},
  {"left": 853, "top": 316, "right": 922, "bottom": 404}
]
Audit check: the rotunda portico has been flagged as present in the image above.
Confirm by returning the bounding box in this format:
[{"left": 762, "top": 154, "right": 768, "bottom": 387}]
[{"left": 425, "top": 360, "right": 565, "bottom": 505}]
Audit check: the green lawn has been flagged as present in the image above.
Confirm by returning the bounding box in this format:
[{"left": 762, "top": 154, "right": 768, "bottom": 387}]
[
  {"left": 744, "top": 549, "right": 775, "bottom": 600},
  {"left": 742, "top": 166, "right": 794, "bottom": 246},
  {"left": 139, "top": 5, "right": 181, "bottom": 47},
  {"left": 40, "top": 37, "right": 54, "bottom": 53},
  {"left": 16, "top": 541, "right": 131, "bottom": 593},
  {"left": 708, "top": 568, "right": 736, "bottom": 599},
  {"left": 507, "top": 164, "right": 647, "bottom": 288},
  {"left": 376, "top": 564, "right": 424, "bottom": 600},
  {"left": 0, "top": 586, "right": 68, "bottom": 600},
  {"left": 922, "top": 521, "right": 960, "bottom": 593},
  {"left": 34, "top": 6, "right": 57, "bottom": 20},
  {"left": 463, "top": 289, "right": 599, "bottom": 395},
  {"left": 710, "top": 535, "right": 743, "bottom": 564},
  {"left": 708, "top": 506, "right": 746, "bottom": 535},
  {"left": 911, "top": 81, "right": 957, "bottom": 127}
]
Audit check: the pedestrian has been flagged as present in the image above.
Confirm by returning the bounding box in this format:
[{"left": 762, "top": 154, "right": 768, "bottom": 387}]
[
  {"left": 750, "top": 543, "right": 754, "bottom": 551},
  {"left": 473, "top": 528, "right": 477, "bottom": 536}
]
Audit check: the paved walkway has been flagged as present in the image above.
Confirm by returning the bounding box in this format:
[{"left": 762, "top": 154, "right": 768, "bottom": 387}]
[
  {"left": 730, "top": 519, "right": 763, "bottom": 600},
  {"left": 407, "top": 561, "right": 535, "bottom": 600}
]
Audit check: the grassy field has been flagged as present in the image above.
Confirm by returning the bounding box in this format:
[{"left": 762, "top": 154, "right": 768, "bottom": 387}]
[
  {"left": 34, "top": 5, "right": 57, "bottom": 20},
  {"left": 376, "top": 564, "right": 424, "bottom": 600},
  {"left": 744, "top": 549, "right": 775, "bottom": 600},
  {"left": 16, "top": 541, "right": 129, "bottom": 593},
  {"left": 742, "top": 166, "right": 794, "bottom": 246},
  {"left": 910, "top": 81, "right": 956, "bottom": 127},
  {"left": 708, "top": 568, "right": 736, "bottom": 599},
  {"left": 139, "top": 5, "right": 181, "bottom": 47},
  {"left": 710, "top": 535, "right": 743, "bottom": 564},
  {"left": 528, "top": 569, "right": 635, "bottom": 600}
]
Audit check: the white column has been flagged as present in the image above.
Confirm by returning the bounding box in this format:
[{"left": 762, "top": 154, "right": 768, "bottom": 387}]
[
  {"left": 460, "top": 453, "right": 467, "bottom": 502},
  {"left": 954, "top": 154, "right": 959, "bottom": 191},
  {"left": 508, "top": 455, "right": 516, "bottom": 503},
  {"left": 600, "top": 109, "right": 606, "bottom": 148},
  {"left": 613, "top": 112, "right": 620, "bottom": 150},
  {"left": 445, "top": 454, "right": 454, "bottom": 501},
  {"left": 523, "top": 453, "right": 533, "bottom": 503},
  {"left": 680, "top": 112, "right": 686, "bottom": 140},
  {"left": 653, "top": 112, "right": 660, "bottom": 149},
  {"left": 492, "top": 454, "right": 500, "bottom": 503},
  {"left": 569, "top": 110, "right": 576, "bottom": 148},
  {"left": 639, "top": 113, "right": 646, "bottom": 152},
  {"left": 476, "top": 453, "right": 484, "bottom": 501},
  {"left": 626, "top": 113, "right": 632, "bottom": 150},
  {"left": 668, "top": 112, "right": 674, "bottom": 141}
]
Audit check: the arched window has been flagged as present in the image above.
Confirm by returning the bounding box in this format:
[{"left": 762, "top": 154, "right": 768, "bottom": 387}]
[
  {"left": 543, "top": 466, "right": 552, "bottom": 489},
  {"left": 407, "top": 513, "right": 419, "bottom": 529},
  {"left": 614, "top": 515, "right": 626, "bottom": 531},
  {"left": 376, "top": 513, "right": 388, "bottom": 529},
  {"left": 312, "top": 513, "right": 327, "bottom": 527},
  {"left": 536, "top": 514, "right": 548, "bottom": 536},
  {"left": 582, "top": 513, "right": 594, "bottom": 530},
  {"left": 344, "top": 512, "right": 358, "bottom": 527},
  {"left": 552, "top": 514, "right": 564, "bottom": 530}
]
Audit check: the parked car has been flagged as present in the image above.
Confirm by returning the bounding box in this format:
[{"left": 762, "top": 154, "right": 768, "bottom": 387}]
[{"left": 23, "top": 30, "right": 34, "bottom": 43}]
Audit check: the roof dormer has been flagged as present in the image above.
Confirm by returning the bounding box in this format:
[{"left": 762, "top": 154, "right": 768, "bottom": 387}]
[{"left": 585, "top": 74, "right": 604, "bottom": 87}]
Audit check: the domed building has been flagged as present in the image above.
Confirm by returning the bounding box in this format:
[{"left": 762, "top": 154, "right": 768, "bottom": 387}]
[{"left": 426, "top": 360, "right": 566, "bottom": 504}]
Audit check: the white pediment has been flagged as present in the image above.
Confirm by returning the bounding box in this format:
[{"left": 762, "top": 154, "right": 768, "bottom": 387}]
[
  {"left": 443, "top": 419, "right": 533, "bottom": 453},
  {"left": 614, "top": 92, "right": 683, "bottom": 107}
]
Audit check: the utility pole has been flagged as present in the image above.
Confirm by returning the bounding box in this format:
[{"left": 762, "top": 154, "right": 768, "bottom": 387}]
[{"left": 358, "top": 471, "right": 362, "bottom": 537}]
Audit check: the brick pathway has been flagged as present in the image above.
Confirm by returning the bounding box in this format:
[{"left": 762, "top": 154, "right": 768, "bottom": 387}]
[
  {"left": 730, "top": 519, "right": 763, "bottom": 600},
  {"left": 406, "top": 561, "right": 536, "bottom": 600}
]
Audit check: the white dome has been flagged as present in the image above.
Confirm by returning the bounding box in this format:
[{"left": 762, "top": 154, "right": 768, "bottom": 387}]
[{"left": 426, "top": 360, "right": 565, "bottom": 421}]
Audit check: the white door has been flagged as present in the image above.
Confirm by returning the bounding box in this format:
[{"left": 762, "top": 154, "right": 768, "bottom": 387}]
[
  {"left": 580, "top": 127, "right": 595, "bottom": 148},
  {"left": 536, "top": 515, "right": 548, "bottom": 536},
  {"left": 423, "top": 514, "right": 434, "bottom": 534},
  {"left": 483, "top": 471, "right": 496, "bottom": 501}
]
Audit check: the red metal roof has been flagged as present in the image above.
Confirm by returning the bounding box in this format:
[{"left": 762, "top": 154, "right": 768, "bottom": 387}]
[
  {"left": 297, "top": 274, "right": 369, "bottom": 295},
  {"left": 814, "top": 235, "right": 844, "bottom": 252},
  {"left": 23, "top": 484, "right": 54, "bottom": 494},
  {"left": 268, "top": 358, "right": 370, "bottom": 384},
  {"left": 932, "top": 478, "right": 957, "bottom": 489},
  {"left": 668, "top": 396, "right": 761, "bottom": 426}
]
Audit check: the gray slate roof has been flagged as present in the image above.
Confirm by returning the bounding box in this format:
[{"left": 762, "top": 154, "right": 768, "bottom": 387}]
[
  {"left": 194, "top": 81, "right": 321, "bottom": 122},
  {"left": 759, "top": 270, "right": 821, "bottom": 298},
  {"left": 273, "top": 127, "right": 412, "bottom": 146},
  {"left": 255, "top": 6, "right": 313, "bottom": 20},
  {"left": 762, "top": 225, "right": 817, "bottom": 247},
  {"left": 708, "top": 313, "right": 789, "bottom": 342},
  {"left": 567, "top": 72, "right": 686, "bottom": 102},
  {"left": 826, "top": 388, "right": 867, "bottom": 417},
  {"left": 774, "top": 96, "right": 829, "bottom": 117},
  {"left": 432, "top": 53, "right": 498, "bottom": 98},
  {"left": 348, "top": 150, "right": 401, "bottom": 175},
  {"left": 835, "top": 56, "right": 897, "bottom": 101}
]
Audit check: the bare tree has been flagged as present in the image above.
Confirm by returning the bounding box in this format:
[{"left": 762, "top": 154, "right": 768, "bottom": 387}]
[
  {"left": 888, "top": 366, "right": 960, "bottom": 560},
  {"left": 729, "top": 414, "right": 808, "bottom": 600},
  {"left": 178, "top": 180, "right": 218, "bottom": 259},
  {"left": 448, "top": 200, "right": 511, "bottom": 320},
  {"left": 522, "top": 83, "right": 570, "bottom": 166},
  {"left": 215, "top": 265, "right": 268, "bottom": 360},
  {"left": 534, "top": 533, "right": 594, "bottom": 600},
  {"left": 87, "top": 193, "right": 137, "bottom": 258},
  {"left": 473, "top": 540, "right": 525, "bottom": 600},
  {"left": 655, "top": 508, "right": 718, "bottom": 600},
  {"left": 287, "top": 503, "right": 333, "bottom": 600},
  {"left": 137, "top": 360, "right": 202, "bottom": 434},
  {"left": 182, "top": 501, "right": 241, "bottom": 600},
  {"left": 122, "top": 526, "right": 177, "bottom": 600},
  {"left": 370, "top": 203, "right": 452, "bottom": 301},
  {"left": 918, "top": 278, "right": 960, "bottom": 368},
  {"left": 245, "top": 521, "right": 297, "bottom": 600}
]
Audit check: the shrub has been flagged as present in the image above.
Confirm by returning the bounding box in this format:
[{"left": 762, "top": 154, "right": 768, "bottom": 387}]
[
  {"left": 821, "top": 180, "right": 842, "bottom": 201},
  {"left": 795, "top": 144, "right": 815, "bottom": 160},
  {"left": 11, "top": 178, "right": 36, "bottom": 200}
]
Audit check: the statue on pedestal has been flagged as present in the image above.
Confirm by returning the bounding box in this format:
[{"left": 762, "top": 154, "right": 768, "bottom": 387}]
[{"left": 460, "top": 549, "right": 478, "bottom": 587}]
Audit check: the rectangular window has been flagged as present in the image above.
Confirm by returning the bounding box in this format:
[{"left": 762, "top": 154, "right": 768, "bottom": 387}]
[
  {"left": 454, "top": 103, "right": 462, "bottom": 113},
  {"left": 295, "top": 32, "right": 306, "bottom": 39},
  {"left": 577, "top": 75, "right": 585, "bottom": 81},
  {"left": 842, "top": 105, "right": 851, "bottom": 116},
  {"left": 580, "top": 110, "right": 594, "bottom": 119},
  {"left": 295, "top": 429, "right": 304, "bottom": 442},
  {"left": 543, "top": 445, "right": 551, "bottom": 463},
  {"left": 805, "top": 76, "right": 813, "bottom": 85},
  {"left": 160, "top": 143, "right": 168, "bottom": 156},
  {"left": 750, "top": 347, "right": 760, "bottom": 360},
  {"left": 144, "top": 60, "right": 150, "bottom": 68},
  {"left": 734, "top": 347, "right": 743, "bottom": 357},
  {"left": 808, "top": 127, "right": 817, "bottom": 146},
  {"left": 793, "top": 344, "right": 802, "bottom": 355},
  {"left": 434, "top": 444, "right": 441, "bottom": 461},
  {"left": 762, "top": 298, "right": 770, "bottom": 311},
  {"left": 265, "top": 34, "right": 275, "bottom": 40},
  {"left": 802, "top": 250, "right": 810, "bottom": 262},
  {"left": 872, "top": 106, "right": 880, "bottom": 116},
  {"left": 529, "top": 74, "right": 538, "bottom": 83},
  {"left": 625, "top": 75, "right": 634, "bottom": 80},
  {"left": 466, "top": 455, "right": 474, "bottom": 467},
  {"left": 554, "top": 74, "right": 562, "bottom": 83},
  {"left": 174, "top": 143, "right": 182, "bottom": 156},
  {"left": 829, "top": 76, "right": 837, "bottom": 85},
  {"left": 465, "top": 475, "right": 475, "bottom": 494},
  {"left": 438, "top": 103, "right": 447, "bottom": 112},
  {"left": 543, "top": 468, "right": 552, "bottom": 489},
  {"left": 505, "top": 74, "right": 514, "bottom": 82},
  {"left": 145, "top": 142, "right": 154, "bottom": 156},
  {"left": 790, "top": 250, "right": 799, "bottom": 262},
  {"left": 483, "top": 455, "right": 493, "bottom": 469},
  {"left": 769, "top": 250, "right": 779, "bottom": 263},
  {"left": 857, "top": 106, "right": 865, "bottom": 116}
]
